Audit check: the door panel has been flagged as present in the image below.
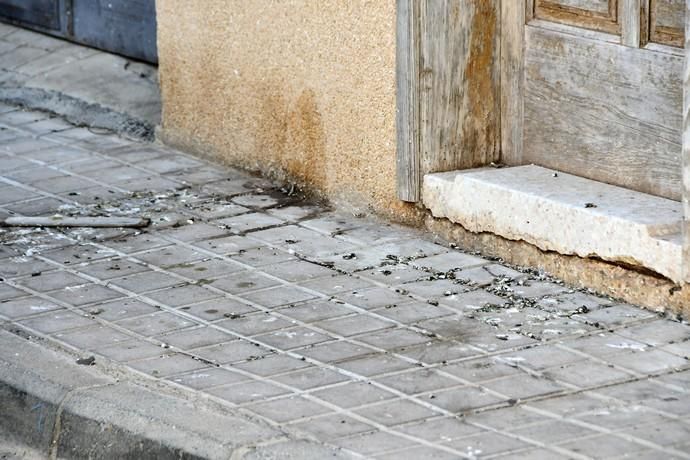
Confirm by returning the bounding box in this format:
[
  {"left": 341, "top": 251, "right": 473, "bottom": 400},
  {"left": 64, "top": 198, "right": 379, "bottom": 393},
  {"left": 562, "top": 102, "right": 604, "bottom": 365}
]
[
  {"left": 0, "top": 0, "right": 61, "bottom": 31},
  {"left": 649, "top": 0, "right": 684, "bottom": 47},
  {"left": 533, "top": 0, "right": 619, "bottom": 34},
  {"left": 72, "top": 0, "right": 157, "bottom": 63},
  {"left": 0, "top": 0, "right": 157, "bottom": 63},
  {"left": 514, "top": 0, "right": 685, "bottom": 201},
  {"left": 523, "top": 25, "right": 682, "bottom": 200}
]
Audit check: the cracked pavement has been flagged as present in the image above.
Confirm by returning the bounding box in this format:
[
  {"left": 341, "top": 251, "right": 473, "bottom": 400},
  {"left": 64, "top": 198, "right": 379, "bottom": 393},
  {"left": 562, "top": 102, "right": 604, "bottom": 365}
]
[{"left": 1, "top": 104, "right": 690, "bottom": 459}]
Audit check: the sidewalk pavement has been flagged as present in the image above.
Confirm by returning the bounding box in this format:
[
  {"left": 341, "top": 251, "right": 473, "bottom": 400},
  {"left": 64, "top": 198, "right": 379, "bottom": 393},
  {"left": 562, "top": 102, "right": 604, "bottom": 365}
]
[
  {"left": 1, "top": 103, "right": 689, "bottom": 459},
  {"left": 0, "top": 22, "right": 159, "bottom": 140}
]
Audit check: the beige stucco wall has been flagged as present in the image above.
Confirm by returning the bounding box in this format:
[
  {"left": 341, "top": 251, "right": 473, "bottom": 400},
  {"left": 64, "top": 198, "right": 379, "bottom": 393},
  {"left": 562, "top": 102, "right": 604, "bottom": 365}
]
[{"left": 156, "top": 0, "right": 421, "bottom": 222}]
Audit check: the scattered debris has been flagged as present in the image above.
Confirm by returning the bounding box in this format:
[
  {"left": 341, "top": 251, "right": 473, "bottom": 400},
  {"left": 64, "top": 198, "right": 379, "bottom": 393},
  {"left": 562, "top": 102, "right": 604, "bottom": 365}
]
[
  {"left": 2, "top": 216, "right": 150, "bottom": 228},
  {"left": 76, "top": 356, "right": 96, "bottom": 366}
]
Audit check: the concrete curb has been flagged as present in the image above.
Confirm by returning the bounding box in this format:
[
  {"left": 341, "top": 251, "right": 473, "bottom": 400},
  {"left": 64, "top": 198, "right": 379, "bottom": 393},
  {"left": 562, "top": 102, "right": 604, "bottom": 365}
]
[
  {"left": 0, "top": 330, "right": 355, "bottom": 459},
  {"left": 0, "top": 87, "right": 155, "bottom": 141}
]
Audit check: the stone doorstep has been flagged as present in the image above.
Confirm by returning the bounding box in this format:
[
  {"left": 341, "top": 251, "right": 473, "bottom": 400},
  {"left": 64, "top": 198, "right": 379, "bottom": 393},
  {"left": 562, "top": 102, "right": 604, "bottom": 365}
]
[{"left": 422, "top": 165, "right": 683, "bottom": 283}]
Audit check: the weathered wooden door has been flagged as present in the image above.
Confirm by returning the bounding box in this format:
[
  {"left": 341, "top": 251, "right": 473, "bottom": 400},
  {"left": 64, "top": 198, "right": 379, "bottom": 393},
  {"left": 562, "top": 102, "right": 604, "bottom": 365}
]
[{"left": 502, "top": 0, "right": 685, "bottom": 200}]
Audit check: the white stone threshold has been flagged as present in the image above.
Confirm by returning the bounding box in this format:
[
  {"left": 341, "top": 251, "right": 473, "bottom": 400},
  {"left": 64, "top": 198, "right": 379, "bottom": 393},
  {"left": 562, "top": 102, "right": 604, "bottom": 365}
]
[{"left": 423, "top": 165, "right": 683, "bottom": 283}]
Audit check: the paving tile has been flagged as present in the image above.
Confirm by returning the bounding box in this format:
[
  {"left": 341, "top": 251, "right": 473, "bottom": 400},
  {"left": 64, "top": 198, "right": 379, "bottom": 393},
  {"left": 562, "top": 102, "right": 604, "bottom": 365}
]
[
  {"left": 177, "top": 297, "right": 258, "bottom": 321},
  {"left": 271, "top": 366, "right": 349, "bottom": 390},
  {"left": 299, "top": 340, "right": 375, "bottom": 363},
  {"left": 16, "top": 270, "right": 85, "bottom": 292},
  {"left": 144, "top": 284, "right": 220, "bottom": 307},
  {"left": 187, "top": 202, "right": 250, "bottom": 220},
  {"left": 445, "top": 431, "right": 531, "bottom": 458},
  {"left": 333, "top": 431, "right": 417, "bottom": 456},
  {"left": 558, "top": 434, "right": 646, "bottom": 459},
  {"left": 267, "top": 205, "right": 319, "bottom": 222},
  {"left": 84, "top": 298, "right": 159, "bottom": 321},
  {"left": 94, "top": 339, "right": 166, "bottom": 362},
  {"left": 192, "top": 235, "right": 263, "bottom": 255},
  {"left": 161, "top": 223, "right": 229, "bottom": 242},
  {"left": 480, "top": 374, "right": 567, "bottom": 400},
  {"left": 359, "top": 265, "right": 429, "bottom": 285},
  {"left": 232, "top": 353, "right": 311, "bottom": 377},
  {"left": 127, "top": 352, "right": 210, "bottom": 377},
  {"left": 116, "top": 312, "right": 197, "bottom": 336},
  {"left": 465, "top": 406, "right": 547, "bottom": 431},
  {"left": 442, "top": 357, "right": 524, "bottom": 383},
  {"left": 210, "top": 271, "right": 281, "bottom": 294},
  {"left": 232, "top": 194, "right": 279, "bottom": 209},
  {"left": 409, "top": 251, "right": 489, "bottom": 272},
  {"left": 537, "top": 291, "right": 614, "bottom": 314},
  {"left": 109, "top": 271, "right": 184, "bottom": 293},
  {"left": 253, "top": 326, "right": 331, "bottom": 350},
  {"left": 102, "top": 234, "right": 171, "bottom": 254},
  {"left": 418, "top": 316, "right": 537, "bottom": 351},
  {"left": 315, "top": 315, "right": 394, "bottom": 337},
  {"left": 19, "top": 310, "right": 93, "bottom": 333},
  {"left": 48, "top": 283, "right": 122, "bottom": 306},
  {"left": 206, "top": 380, "right": 292, "bottom": 404},
  {"left": 298, "top": 275, "right": 375, "bottom": 295},
  {"left": 192, "top": 340, "right": 270, "bottom": 364},
  {"left": 606, "top": 349, "right": 689, "bottom": 375},
  {"left": 337, "top": 354, "right": 416, "bottom": 377},
  {"left": 375, "top": 369, "right": 460, "bottom": 396},
  {"left": 615, "top": 320, "right": 690, "bottom": 348},
  {"left": 216, "top": 212, "right": 284, "bottom": 233},
  {"left": 374, "top": 446, "right": 462, "bottom": 460},
  {"left": 244, "top": 396, "right": 331, "bottom": 423},
  {"left": 354, "top": 399, "right": 439, "bottom": 426},
  {"left": 337, "top": 287, "right": 415, "bottom": 310},
  {"left": 260, "top": 260, "right": 335, "bottom": 283},
  {"left": 439, "top": 289, "right": 508, "bottom": 313},
  {"left": 289, "top": 413, "right": 374, "bottom": 441},
  {"left": 428, "top": 386, "right": 505, "bottom": 413},
  {"left": 76, "top": 258, "right": 149, "bottom": 280},
  {"left": 573, "top": 304, "right": 657, "bottom": 328},
  {"left": 55, "top": 324, "right": 131, "bottom": 349},
  {"left": 135, "top": 246, "right": 207, "bottom": 268},
  {"left": 276, "top": 299, "right": 354, "bottom": 323},
  {"left": 167, "top": 367, "right": 250, "bottom": 390},
  {"left": 214, "top": 313, "right": 295, "bottom": 336},
  {"left": 240, "top": 286, "right": 317, "bottom": 309},
  {"left": 355, "top": 328, "right": 431, "bottom": 351},
  {"left": 575, "top": 406, "right": 671, "bottom": 432},
  {"left": 454, "top": 264, "right": 527, "bottom": 287},
  {"left": 0, "top": 296, "right": 62, "bottom": 319},
  {"left": 373, "top": 301, "right": 453, "bottom": 324},
  {"left": 0, "top": 283, "right": 28, "bottom": 301},
  {"left": 155, "top": 326, "right": 234, "bottom": 350},
  {"left": 41, "top": 244, "right": 116, "bottom": 265},
  {"left": 542, "top": 360, "right": 633, "bottom": 388},
  {"left": 619, "top": 419, "right": 690, "bottom": 448},
  {"left": 228, "top": 246, "right": 297, "bottom": 267},
  {"left": 396, "top": 416, "right": 484, "bottom": 443},
  {"left": 395, "top": 341, "right": 483, "bottom": 365},
  {"left": 594, "top": 380, "right": 690, "bottom": 416},
  {"left": 0, "top": 185, "right": 40, "bottom": 204}
]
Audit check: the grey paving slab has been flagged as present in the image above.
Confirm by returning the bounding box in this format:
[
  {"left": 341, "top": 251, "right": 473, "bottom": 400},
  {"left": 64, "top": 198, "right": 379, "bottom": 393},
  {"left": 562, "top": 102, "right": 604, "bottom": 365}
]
[{"left": 2, "top": 100, "right": 690, "bottom": 459}]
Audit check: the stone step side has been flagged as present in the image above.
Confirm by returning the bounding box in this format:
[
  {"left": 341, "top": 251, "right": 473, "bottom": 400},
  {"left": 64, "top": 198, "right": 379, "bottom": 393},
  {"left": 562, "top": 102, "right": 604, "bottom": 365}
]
[{"left": 423, "top": 165, "right": 683, "bottom": 283}]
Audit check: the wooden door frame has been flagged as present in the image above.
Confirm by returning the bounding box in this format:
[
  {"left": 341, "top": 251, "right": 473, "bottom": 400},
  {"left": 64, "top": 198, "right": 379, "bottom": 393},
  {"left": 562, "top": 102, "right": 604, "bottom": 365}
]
[
  {"left": 396, "top": 0, "right": 502, "bottom": 203},
  {"left": 682, "top": 0, "right": 690, "bottom": 283}
]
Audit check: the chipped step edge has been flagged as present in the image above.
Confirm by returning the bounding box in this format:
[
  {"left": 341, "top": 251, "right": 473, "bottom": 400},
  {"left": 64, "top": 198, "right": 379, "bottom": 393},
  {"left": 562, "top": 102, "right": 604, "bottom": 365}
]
[
  {"left": 422, "top": 166, "right": 684, "bottom": 284},
  {"left": 0, "top": 330, "right": 353, "bottom": 460}
]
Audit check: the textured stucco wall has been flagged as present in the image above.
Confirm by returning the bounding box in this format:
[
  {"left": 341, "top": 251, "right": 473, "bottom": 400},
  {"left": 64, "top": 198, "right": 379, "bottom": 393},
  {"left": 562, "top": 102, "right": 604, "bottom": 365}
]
[{"left": 156, "top": 0, "right": 420, "bottom": 222}]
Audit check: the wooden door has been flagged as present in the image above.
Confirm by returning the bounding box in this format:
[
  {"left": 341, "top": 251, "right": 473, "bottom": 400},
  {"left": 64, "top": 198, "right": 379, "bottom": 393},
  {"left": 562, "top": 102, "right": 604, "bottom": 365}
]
[
  {"left": 502, "top": 0, "right": 685, "bottom": 201},
  {"left": 0, "top": 0, "right": 157, "bottom": 63}
]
